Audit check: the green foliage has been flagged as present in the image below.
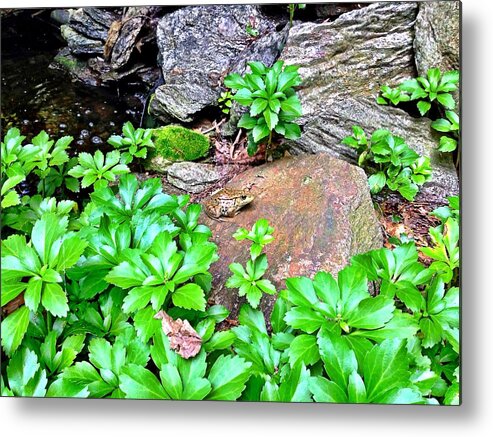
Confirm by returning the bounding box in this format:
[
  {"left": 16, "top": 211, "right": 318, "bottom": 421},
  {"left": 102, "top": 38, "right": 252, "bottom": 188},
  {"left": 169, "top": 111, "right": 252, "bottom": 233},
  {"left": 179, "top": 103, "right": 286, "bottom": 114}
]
[
  {"left": 224, "top": 60, "right": 303, "bottom": 156},
  {"left": 376, "top": 85, "right": 411, "bottom": 106},
  {"left": 107, "top": 121, "right": 155, "bottom": 164},
  {"left": 342, "top": 126, "right": 432, "bottom": 201},
  {"left": 0, "top": 123, "right": 459, "bottom": 404},
  {"left": 376, "top": 68, "right": 460, "bottom": 158},
  {"left": 288, "top": 3, "right": 306, "bottom": 27},
  {"left": 218, "top": 91, "right": 233, "bottom": 114},
  {"left": 150, "top": 125, "right": 210, "bottom": 162},
  {"left": 431, "top": 111, "right": 460, "bottom": 152},
  {"left": 227, "top": 220, "right": 276, "bottom": 308},
  {"left": 378, "top": 68, "right": 459, "bottom": 116},
  {"left": 68, "top": 150, "right": 130, "bottom": 189}
]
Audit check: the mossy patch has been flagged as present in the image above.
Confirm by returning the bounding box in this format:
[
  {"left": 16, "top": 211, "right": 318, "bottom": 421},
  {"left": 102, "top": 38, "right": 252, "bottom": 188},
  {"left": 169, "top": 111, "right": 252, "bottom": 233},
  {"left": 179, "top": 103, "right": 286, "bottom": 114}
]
[{"left": 150, "top": 125, "right": 210, "bottom": 162}]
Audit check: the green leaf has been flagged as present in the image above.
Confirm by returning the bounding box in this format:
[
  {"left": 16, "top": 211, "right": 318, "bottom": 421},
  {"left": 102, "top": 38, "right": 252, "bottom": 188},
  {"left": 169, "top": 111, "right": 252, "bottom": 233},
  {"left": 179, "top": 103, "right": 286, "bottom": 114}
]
[
  {"left": 206, "top": 354, "right": 252, "bottom": 400},
  {"left": 171, "top": 283, "right": 206, "bottom": 311},
  {"left": 288, "top": 334, "right": 320, "bottom": 367},
  {"left": 417, "top": 100, "right": 431, "bottom": 116},
  {"left": 437, "top": 93, "right": 456, "bottom": 109},
  {"left": 120, "top": 364, "right": 169, "bottom": 399},
  {"left": 363, "top": 339, "right": 410, "bottom": 402},
  {"left": 309, "top": 376, "right": 347, "bottom": 403},
  {"left": 224, "top": 73, "right": 247, "bottom": 90},
  {"left": 133, "top": 307, "right": 161, "bottom": 343},
  {"left": 264, "top": 109, "right": 279, "bottom": 131},
  {"left": 318, "top": 327, "right": 357, "bottom": 390},
  {"left": 42, "top": 282, "right": 69, "bottom": 317},
  {"left": 438, "top": 136, "right": 457, "bottom": 152},
  {"left": 1, "top": 306, "right": 30, "bottom": 356},
  {"left": 346, "top": 296, "right": 395, "bottom": 329},
  {"left": 252, "top": 122, "right": 270, "bottom": 143},
  {"left": 250, "top": 98, "right": 268, "bottom": 117},
  {"left": 284, "top": 307, "right": 326, "bottom": 333},
  {"left": 368, "top": 172, "right": 386, "bottom": 193}
]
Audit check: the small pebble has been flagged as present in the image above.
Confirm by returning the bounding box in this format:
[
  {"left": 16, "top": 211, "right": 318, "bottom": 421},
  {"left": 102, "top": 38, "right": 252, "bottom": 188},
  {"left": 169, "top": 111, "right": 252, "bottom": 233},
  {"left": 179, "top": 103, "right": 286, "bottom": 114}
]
[
  {"left": 59, "top": 123, "right": 67, "bottom": 129},
  {"left": 88, "top": 122, "right": 94, "bottom": 128},
  {"left": 80, "top": 129, "right": 90, "bottom": 139},
  {"left": 84, "top": 109, "right": 92, "bottom": 115},
  {"left": 91, "top": 136, "right": 103, "bottom": 145},
  {"left": 22, "top": 119, "right": 30, "bottom": 125},
  {"left": 76, "top": 139, "right": 85, "bottom": 146}
]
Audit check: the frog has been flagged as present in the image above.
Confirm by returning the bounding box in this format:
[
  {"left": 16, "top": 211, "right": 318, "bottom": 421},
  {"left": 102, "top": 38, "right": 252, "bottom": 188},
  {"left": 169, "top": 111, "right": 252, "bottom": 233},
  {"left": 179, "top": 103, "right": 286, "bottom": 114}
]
[{"left": 204, "top": 188, "right": 254, "bottom": 220}]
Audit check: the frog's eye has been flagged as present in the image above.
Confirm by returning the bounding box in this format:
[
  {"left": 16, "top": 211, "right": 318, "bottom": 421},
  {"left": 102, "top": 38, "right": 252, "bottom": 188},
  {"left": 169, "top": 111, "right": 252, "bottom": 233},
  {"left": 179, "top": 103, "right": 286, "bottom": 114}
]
[{"left": 241, "top": 196, "right": 248, "bottom": 200}]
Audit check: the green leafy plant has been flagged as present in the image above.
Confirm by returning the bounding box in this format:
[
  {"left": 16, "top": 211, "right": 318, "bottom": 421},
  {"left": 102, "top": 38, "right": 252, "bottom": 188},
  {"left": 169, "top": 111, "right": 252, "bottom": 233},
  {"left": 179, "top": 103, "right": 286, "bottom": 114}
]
[
  {"left": 421, "top": 218, "right": 459, "bottom": 285},
  {"left": 342, "top": 127, "right": 432, "bottom": 201},
  {"left": 224, "top": 60, "right": 303, "bottom": 156},
  {"left": 376, "top": 85, "right": 411, "bottom": 106},
  {"left": 1, "top": 213, "right": 88, "bottom": 355},
  {"left": 226, "top": 220, "right": 276, "bottom": 308},
  {"left": 431, "top": 110, "right": 460, "bottom": 152},
  {"left": 68, "top": 150, "right": 130, "bottom": 189},
  {"left": 218, "top": 91, "right": 233, "bottom": 114},
  {"left": 107, "top": 121, "right": 155, "bottom": 164},
  {"left": 378, "top": 68, "right": 459, "bottom": 116},
  {"left": 288, "top": 3, "right": 306, "bottom": 27}
]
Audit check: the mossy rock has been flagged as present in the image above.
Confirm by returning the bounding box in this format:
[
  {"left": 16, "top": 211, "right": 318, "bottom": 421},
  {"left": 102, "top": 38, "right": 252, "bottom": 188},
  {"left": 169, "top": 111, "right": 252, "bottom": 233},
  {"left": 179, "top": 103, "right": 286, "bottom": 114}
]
[{"left": 150, "top": 125, "right": 210, "bottom": 162}]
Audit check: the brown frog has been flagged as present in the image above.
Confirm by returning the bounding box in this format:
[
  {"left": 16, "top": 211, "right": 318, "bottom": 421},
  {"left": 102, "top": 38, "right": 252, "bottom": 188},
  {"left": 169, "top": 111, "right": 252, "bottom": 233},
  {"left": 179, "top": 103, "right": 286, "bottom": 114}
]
[{"left": 204, "top": 188, "right": 254, "bottom": 220}]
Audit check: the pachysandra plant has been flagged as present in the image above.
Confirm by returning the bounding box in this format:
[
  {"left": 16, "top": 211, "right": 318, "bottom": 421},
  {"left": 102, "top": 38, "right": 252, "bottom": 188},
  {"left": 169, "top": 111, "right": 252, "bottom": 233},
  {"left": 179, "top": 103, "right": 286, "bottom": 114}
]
[
  {"left": 0, "top": 121, "right": 459, "bottom": 404},
  {"left": 226, "top": 219, "right": 276, "bottom": 308},
  {"left": 224, "top": 60, "right": 303, "bottom": 156},
  {"left": 431, "top": 110, "right": 460, "bottom": 152},
  {"left": 68, "top": 150, "right": 130, "bottom": 188},
  {"left": 377, "top": 68, "right": 459, "bottom": 116},
  {"left": 342, "top": 126, "right": 432, "bottom": 201},
  {"left": 107, "top": 121, "right": 155, "bottom": 164}
]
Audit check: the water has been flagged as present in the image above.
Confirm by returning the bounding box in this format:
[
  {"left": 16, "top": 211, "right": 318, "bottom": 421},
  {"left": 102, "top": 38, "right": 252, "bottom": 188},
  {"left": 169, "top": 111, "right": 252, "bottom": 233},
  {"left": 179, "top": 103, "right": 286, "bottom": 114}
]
[{"left": 1, "top": 10, "right": 141, "bottom": 150}]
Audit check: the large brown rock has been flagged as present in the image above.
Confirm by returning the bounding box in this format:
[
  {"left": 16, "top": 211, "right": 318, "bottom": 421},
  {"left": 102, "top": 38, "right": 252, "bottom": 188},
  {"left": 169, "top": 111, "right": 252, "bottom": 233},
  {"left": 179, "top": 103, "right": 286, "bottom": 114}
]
[{"left": 201, "top": 154, "right": 383, "bottom": 319}]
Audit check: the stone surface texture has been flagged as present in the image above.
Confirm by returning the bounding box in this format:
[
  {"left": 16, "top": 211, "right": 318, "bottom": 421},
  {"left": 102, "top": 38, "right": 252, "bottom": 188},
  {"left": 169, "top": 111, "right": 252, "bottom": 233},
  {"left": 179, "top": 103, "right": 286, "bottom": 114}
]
[
  {"left": 201, "top": 154, "right": 383, "bottom": 319},
  {"left": 150, "top": 5, "right": 283, "bottom": 123}
]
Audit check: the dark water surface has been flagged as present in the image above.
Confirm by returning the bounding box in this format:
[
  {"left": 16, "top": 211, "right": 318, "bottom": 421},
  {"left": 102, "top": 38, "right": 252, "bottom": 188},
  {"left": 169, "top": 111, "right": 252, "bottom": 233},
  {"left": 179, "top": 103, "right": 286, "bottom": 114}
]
[{"left": 1, "top": 10, "right": 140, "bottom": 150}]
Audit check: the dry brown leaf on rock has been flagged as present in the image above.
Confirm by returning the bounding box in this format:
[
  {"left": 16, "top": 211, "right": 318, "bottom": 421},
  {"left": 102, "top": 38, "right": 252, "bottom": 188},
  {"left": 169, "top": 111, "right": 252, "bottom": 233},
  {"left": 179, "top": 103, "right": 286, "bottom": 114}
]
[{"left": 154, "top": 310, "right": 202, "bottom": 359}]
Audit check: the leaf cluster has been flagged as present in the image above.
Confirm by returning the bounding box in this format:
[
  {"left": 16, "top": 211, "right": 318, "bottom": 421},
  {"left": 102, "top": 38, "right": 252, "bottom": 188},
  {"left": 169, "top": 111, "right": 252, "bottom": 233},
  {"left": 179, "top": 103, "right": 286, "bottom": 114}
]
[
  {"left": 342, "top": 126, "right": 432, "bottom": 201},
  {"left": 224, "top": 60, "right": 303, "bottom": 156}
]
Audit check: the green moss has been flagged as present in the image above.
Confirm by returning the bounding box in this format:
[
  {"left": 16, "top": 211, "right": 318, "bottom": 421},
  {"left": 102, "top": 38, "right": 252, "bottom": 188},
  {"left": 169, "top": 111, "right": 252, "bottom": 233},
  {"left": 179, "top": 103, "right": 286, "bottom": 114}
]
[{"left": 150, "top": 125, "right": 210, "bottom": 161}]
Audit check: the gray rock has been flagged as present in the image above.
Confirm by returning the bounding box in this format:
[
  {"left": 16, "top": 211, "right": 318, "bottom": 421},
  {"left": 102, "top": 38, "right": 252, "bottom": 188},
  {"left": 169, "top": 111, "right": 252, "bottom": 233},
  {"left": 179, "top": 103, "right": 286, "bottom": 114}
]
[
  {"left": 202, "top": 154, "right": 383, "bottom": 319},
  {"left": 167, "top": 162, "right": 232, "bottom": 193},
  {"left": 68, "top": 8, "right": 113, "bottom": 41},
  {"left": 414, "top": 1, "right": 460, "bottom": 77},
  {"left": 314, "top": 3, "right": 366, "bottom": 19},
  {"left": 280, "top": 2, "right": 458, "bottom": 202},
  {"left": 281, "top": 2, "right": 418, "bottom": 118},
  {"left": 150, "top": 5, "right": 280, "bottom": 123},
  {"left": 61, "top": 25, "right": 104, "bottom": 55}
]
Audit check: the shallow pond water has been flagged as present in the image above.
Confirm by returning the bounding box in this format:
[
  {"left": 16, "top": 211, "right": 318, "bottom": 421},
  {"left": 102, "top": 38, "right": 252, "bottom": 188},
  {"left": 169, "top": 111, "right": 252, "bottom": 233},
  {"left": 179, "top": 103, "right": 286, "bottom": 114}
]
[{"left": 1, "top": 10, "right": 141, "bottom": 151}]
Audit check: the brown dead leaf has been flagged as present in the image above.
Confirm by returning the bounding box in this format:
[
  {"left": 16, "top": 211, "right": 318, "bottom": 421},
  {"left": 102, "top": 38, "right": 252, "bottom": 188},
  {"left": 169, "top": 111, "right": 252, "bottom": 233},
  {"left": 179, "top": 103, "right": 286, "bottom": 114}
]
[
  {"left": 154, "top": 310, "right": 202, "bottom": 359},
  {"left": 104, "top": 20, "right": 123, "bottom": 60}
]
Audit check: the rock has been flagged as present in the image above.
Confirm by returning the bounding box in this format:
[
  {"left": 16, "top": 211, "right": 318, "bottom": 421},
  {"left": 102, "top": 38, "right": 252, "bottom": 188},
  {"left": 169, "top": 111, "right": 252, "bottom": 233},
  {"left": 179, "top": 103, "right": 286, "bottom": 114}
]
[
  {"left": 61, "top": 25, "right": 104, "bottom": 55},
  {"left": 280, "top": 2, "right": 458, "bottom": 202},
  {"left": 68, "top": 8, "right": 118, "bottom": 41},
  {"left": 150, "top": 5, "right": 281, "bottom": 123},
  {"left": 201, "top": 154, "right": 383, "bottom": 319},
  {"left": 314, "top": 3, "right": 366, "bottom": 19},
  {"left": 108, "top": 7, "right": 161, "bottom": 70},
  {"left": 413, "top": 1, "right": 460, "bottom": 77},
  {"left": 167, "top": 162, "right": 234, "bottom": 193},
  {"left": 281, "top": 2, "right": 418, "bottom": 118}
]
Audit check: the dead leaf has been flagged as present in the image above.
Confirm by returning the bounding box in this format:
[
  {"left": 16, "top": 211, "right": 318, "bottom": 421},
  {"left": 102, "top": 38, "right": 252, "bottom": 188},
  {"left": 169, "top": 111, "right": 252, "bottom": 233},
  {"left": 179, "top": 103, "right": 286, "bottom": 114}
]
[
  {"left": 154, "top": 310, "right": 202, "bottom": 359},
  {"left": 104, "top": 20, "right": 123, "bottom": 61}
]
